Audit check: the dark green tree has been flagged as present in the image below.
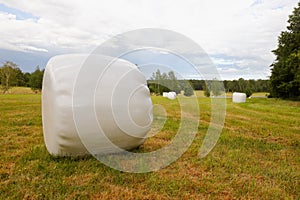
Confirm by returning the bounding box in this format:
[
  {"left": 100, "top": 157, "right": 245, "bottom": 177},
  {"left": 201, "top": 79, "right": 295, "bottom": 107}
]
[
  {"left": 168, "top": 71, "right": 181, "bottom": 94},
  {"left": 183, "top": 82, "right": 194, "bottom": 96},
  {"left": 210, "top": 79, "right": 223, "bottom": 96},
  {"left": 245, "top": 88, "right": 253, "bottom": 98},
  {"left": 238, "top": 78, "right": 252, "bottom": 97},
  {"left": 270, "top": 2, "right": 300, "bottom": 99},
  {"left": 189, "top": 79, "right": 204, "bottom": 90},
  {"left": 23, "top": 72, "right": 31, "bottom": 87},
  {"left": 237, "top": 78, "right": 247, "bottom": 92},
  {"left": 204, "top": 84, "right": 210, "bottom": 97},
  {"left": 14, "top": 68, "right": 26, "bottom": 86},
  {"left": 29, "top": 66, "right": 44, "bottom": 92}
]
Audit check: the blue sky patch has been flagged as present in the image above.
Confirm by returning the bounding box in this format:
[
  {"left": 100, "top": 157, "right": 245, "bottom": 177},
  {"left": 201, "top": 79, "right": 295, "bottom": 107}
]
[{"left": 0, "top": 3, "right": 39, "bottom": 21}]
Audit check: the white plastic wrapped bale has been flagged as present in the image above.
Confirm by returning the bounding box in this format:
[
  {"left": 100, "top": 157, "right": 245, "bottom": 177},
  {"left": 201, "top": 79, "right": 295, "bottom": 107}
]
[
  {"left": 42, "top": 54, "right": 153, "bottom": 156},
  {"left": 162, "top": 92, "right": 168, "bottom": 97},
  {"left": 167, "top": 92, "right": 176, "bottom": 100},
  {"left": 232, "top": 92, "right": 246, "bottom": 103}
]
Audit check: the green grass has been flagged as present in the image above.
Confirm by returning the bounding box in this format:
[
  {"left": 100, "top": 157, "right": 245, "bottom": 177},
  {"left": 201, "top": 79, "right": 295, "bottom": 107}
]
[
  {"left": 0, "top": 93, "right": 299, "bottom": 199},
  {"left": 250, "top": 92, "right": 269, "bottom": 97},
  {"left": 225, "top": 92, "right": 269, "bottom": 98},
  {"left": 194, "top": 90, "right": 269, "bottom": 98},
  {"left": 2, "top": 87, "right": 38, "bottom": 94}
]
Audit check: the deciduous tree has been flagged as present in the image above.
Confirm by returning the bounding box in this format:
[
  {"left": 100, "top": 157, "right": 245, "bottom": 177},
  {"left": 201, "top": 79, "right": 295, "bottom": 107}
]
[
  {"left": 0, "top": 61, "right": 17, "bottom": 94},
  {"left": 270, "top": 2, "right": 300, "bottom": 99}
]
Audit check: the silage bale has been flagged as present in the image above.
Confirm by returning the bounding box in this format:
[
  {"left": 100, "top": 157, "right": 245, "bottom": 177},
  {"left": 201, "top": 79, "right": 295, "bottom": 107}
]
[
  {"left": 232, "top": 92, "right": 246, "bottom": 103},
  {"left": 42, "top": 54, "right": 153, "bottom": 156},
  {"left": 163, "top": 92, "right": 168, "bottom": 97},
  {"left": 167, "top": 91, "right": 176, "bottom": 100}
]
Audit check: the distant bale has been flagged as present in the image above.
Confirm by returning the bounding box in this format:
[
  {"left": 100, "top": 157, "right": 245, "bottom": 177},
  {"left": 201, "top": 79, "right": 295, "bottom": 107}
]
[
  {"left": 232, "top": 92, "right": 246, "bottom": 103},
  {"left": 162, "top": 91, "right": 176, "bottom": 100},
  {"left": 167, "top": 91, "right": 176, "bottom": 100}
]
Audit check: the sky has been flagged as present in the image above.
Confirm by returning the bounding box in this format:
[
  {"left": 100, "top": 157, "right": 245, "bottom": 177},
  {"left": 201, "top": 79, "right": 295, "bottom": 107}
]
[{"left": 0, "top": 0, "right": 298, "bottom": 80}]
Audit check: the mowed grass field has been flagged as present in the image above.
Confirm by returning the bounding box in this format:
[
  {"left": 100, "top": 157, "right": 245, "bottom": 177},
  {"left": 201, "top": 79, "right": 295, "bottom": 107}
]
[{"left": 0, "top": 91, "right": 299, "bottom": 199}]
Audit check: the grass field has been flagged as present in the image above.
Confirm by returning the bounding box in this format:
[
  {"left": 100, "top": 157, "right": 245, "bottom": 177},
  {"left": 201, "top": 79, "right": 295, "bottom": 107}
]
[
  {"left": 2, "top": 87, "right": 39, "bottom": 94},
  {"left": 0, "top": 92, "right": 299, "bottom": 199},
  {"left": 193, "top": 90, "right": 269, "bottom": 98}
]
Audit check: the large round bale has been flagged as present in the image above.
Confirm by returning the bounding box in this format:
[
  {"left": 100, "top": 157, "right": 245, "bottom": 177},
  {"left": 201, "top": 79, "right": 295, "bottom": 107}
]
[
  {"left": 232, "top": 92, "right": 246, "bottom": 103},
  {"left": 42, "top": 54, "right": 153, "bottom": 156}
]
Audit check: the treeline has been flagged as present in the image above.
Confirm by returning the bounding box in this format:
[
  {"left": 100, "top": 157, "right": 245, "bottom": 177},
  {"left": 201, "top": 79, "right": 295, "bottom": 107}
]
[
  {"left": 147, "top": 69, "right": 194, "bottom": 96},
  {"left": 1, "top": 62, "right": 270, "bottom": 97},
  {"left": 148, "top": 70, "right": 270, "bottom": 97},
  {"left": 190, "top": 78, "right": 269, "bottom": 97},
  {"left": 191, "top": 79, "right": 270, "bottom": 97},
  {"left": 189, "top": 79, "right": 270, "bottom": 93},
  {"left": 0, "top": 61, "right": 44, "bottom": 94}
]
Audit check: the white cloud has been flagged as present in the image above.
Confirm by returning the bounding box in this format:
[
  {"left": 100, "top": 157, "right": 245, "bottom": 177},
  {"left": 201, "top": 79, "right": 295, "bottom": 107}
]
[
  {"left": 211, "top": 57, "right": 241, "bottom": 66},
  {"left": 0, "top": 11, "right": 16, "bottom": 20},
  {"left": 0, "top": 0, "right": 298, "bottom": 79},
  {"left": 18, "top": 44, "right": 48, "bottom": 52}
]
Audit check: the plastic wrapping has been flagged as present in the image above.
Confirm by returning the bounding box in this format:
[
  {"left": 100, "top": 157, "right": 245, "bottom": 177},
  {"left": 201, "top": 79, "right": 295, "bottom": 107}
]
[
  {"left": 167, "top": 92, "right": 177, "bottom": 100},
  {"left": 162, "top": 92, "right": 168, "bottom": 97},
  {"left": 42, "top": 54, "right": 152, "bottom": 156},
  {"left": 232, "top": 92, "right": 246, "bottom": 103}
]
